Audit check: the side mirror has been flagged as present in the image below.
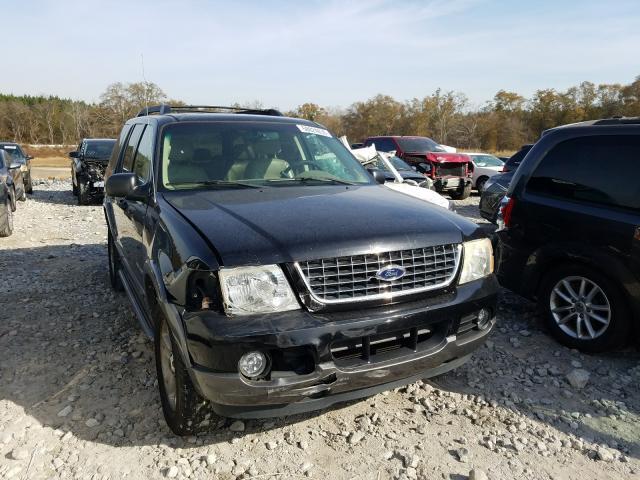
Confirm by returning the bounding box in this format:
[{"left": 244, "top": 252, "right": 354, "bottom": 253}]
[
  {"left": 69, "top": 151, "right": 79, "bottom": 158},
  {"left": 368, "top": 169, "right": 386, "bottom": 184},
  {"left": 106, "top": 172, "right": 136, "bottom": 198}
]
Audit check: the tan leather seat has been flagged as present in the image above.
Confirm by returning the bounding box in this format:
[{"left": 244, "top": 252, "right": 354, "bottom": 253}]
[
  {"left": 166, "top": 138, "right": 207, "bottom": 184},
  {"left": 244, "top": 139, "right": 289, "bottom": 180}
]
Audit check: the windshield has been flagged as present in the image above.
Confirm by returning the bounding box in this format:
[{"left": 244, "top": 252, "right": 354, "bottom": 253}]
[
  {"left": 161, "top": 122, "right": 372, "bottom": 189},
  {"left": 396, "top": 137, "right": 445, "bottom": 153},
  {"left": 471, "top": 155, "right": 504, "bottom": 167},
  {"left": 0, "top": 144, "right": 23, "bottom": 161},
  {"left": 85, "top": 141, "right": 116, "bottom": 160}
]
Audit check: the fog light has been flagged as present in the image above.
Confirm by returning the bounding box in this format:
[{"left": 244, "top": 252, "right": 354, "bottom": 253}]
[
  {"left": 476, "top": 308, "right": 491, "bottom": 329},
  {"left": 238, "top": 351, "right": 268, "bottom": 378}
]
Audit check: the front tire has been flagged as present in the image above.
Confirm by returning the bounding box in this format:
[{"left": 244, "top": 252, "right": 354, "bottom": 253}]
[
  {"left": 449, "top": 183, "right": 471, "bottom": 200},
  {"left": 77, "top": 179, "right": 89, "bottom": 205},
  {"left": 25, "top": 175, "right": 33, "bottom": 194},
  {"left": 538, "top": 264, "right": 631, "bottom": 352},
  {"left": 154, "top": 307, "right": 218, "bottom": 436},
  {"left": 0, "top": 194, "right": 13, "bottom": 237},
  {"left": 10, "top": 187, "right": 16, "bottom": 212},
  {"left": 476, "top": 176, "right": 488, "bottom": 193}
]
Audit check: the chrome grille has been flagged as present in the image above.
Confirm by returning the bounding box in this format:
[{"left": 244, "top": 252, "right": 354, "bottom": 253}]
[{"left": 296, "top": 244, "right": 461, "bottom": 304}]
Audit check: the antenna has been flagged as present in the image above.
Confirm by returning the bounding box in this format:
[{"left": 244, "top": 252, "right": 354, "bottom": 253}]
[{"left": 141, "top": 53, "right": 150, "bottom": 125}]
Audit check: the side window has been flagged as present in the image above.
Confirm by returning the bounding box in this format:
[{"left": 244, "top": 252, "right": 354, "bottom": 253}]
[
  {"left": 121, "top": 124, "right": 144, "bottom": 172},
  {"left": 132, "top": 126, "right": 153, "bottom": 182},
  {"left": 373, "top": 138, "right": 396, "bottom": 152},
  {"left": 527, "top": 135, "right": 640, "bottom": 211}
]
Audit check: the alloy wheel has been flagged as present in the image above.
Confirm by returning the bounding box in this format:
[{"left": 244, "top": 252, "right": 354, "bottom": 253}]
[{"left": 549, "top": 275, "right": 611, "bottom": 340}]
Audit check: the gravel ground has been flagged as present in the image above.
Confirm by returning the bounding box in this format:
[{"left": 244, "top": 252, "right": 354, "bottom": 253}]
[{"left": 0, "top": 181, "right": 638, "bottom": 480}]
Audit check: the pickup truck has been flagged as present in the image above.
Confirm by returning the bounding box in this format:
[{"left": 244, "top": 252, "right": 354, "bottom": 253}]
[{"left": 363, "top": 136, "right": 472, "bottom": 199}]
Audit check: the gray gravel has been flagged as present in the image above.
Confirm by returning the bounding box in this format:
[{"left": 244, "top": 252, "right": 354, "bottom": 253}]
[{"left": 0, "top": 181, "right": 638, "bottom": 480}]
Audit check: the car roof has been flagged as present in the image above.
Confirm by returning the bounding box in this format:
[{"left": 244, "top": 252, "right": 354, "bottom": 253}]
[
  {"left": 130, "top": 112, "right": 322, "bottom": 129},
  {"left": 130, "top": 104, "right": 323, "bottom": 129},
  {"left": 543, "top": 116, "right": 640, "bottom": 135}
]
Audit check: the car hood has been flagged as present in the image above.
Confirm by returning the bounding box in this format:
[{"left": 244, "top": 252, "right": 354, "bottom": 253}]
[
  {"left": 405, "top": 151, "right": 469, "bottom": 163},
  {"left": 162, "top": 185, "right": 478, "bottom": 266},
  {"left": 383, "top": 182, "right": 450, "bottom": 209}
]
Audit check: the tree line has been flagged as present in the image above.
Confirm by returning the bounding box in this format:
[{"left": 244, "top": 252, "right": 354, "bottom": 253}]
[{"left": 1, "top": 76, "right": 639, "bottom": 151}]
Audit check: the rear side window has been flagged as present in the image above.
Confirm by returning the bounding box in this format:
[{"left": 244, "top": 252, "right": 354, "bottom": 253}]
[
  {"left": 527, "top": 135, "right": 640, "bottom": 211},
  {"left": 121, "top": 124, "right": 145, "bottom": 172}
]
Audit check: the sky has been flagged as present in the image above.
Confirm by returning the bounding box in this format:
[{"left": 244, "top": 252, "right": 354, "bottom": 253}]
[{"left": 3, "top": 0, "right": 640, "bottom": 110}]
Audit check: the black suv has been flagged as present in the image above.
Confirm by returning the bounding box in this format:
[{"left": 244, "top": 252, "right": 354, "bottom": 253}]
[
  {"left": 104, "top": 105, "right": 498, "bottom": 435},
  {"left": 70, "top": 138, "right": 116, "bottom": 204},
  {"left": 497, "top": 117, "right": 640, "bottom": 352}
]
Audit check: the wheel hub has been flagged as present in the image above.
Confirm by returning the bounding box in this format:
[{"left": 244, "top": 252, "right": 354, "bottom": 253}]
[{"left": 550, "top": 275, "right": 611, "bottom": 340}]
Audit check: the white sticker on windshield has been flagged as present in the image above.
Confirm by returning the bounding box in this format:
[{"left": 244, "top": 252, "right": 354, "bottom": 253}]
[
  {"left": 297, "top": 124, "right": 331, "bottom": 137},
  {"left": 3, "top": 145, "right": 16, "bottom": 149}
]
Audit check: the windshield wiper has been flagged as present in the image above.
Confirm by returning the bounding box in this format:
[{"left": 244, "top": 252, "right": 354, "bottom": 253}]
[
  {"left": 267, "top": 177, "right": 358, "bottom": 186},
  {"left": 166, "top": 180, "right": 263, "bottom": 189}
]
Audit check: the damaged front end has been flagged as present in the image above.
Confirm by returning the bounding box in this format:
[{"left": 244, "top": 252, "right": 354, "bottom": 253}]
[{"left": 79, "top": 160, "right": 107, "bottom": 193}]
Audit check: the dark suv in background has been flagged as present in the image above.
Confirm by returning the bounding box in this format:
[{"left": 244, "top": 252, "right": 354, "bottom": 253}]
[
  {"left": 70, "top": 138, "right": 116, "bottom": 204},
  {"left": 497, "top": 117, "right": 640, "bottom": 351},
  {"left": 479, "top": 144, "right": 533, "bottom": 223},
  {"left": 104, "top": 105, "right": 498, "bottom": 435}
]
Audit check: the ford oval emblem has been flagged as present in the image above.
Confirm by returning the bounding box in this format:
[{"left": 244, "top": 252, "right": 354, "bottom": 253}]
[{"left": 375, "top": 265, "right": 406, "bottom": 282}]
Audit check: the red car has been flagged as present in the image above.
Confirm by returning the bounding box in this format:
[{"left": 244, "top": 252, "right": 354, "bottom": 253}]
[{"left": 363, "top": 136, "right": 472, "bottom": 199}]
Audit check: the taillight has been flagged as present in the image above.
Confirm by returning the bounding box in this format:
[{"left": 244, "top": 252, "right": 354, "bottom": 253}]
[{"left": 498, "top": 196, "right": 516, "bottom": 229}]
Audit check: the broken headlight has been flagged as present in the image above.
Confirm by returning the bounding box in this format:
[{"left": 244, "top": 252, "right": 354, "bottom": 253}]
[
  {"left": 218, "top": 265, "right": 300, "bottom": 316},
  {"left": 186, "top": 270, "right": 220, "bottom": 311}
]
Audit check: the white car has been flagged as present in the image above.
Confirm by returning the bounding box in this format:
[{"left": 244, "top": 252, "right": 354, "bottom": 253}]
[
  {"left": 344, "top": 141, "right": 453, "bottom": 211},
  {"left": 465, "top": 153, "right": 505, "bottom": 193}
]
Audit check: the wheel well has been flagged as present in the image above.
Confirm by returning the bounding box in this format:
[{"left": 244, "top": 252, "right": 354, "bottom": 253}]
[
  {"left": 532, "top": 257, "right": 634, "bottom": 318},
  {"left": 476, "top": 175, "right": 489, "bottom": 186}
]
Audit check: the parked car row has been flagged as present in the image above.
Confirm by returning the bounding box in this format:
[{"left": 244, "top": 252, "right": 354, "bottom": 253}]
[
  {"left": 0, "top": 143, "right": 32, "bottom": 237},
  {"left": 9, "top": 104, "right": 631, "bottom": 436}
]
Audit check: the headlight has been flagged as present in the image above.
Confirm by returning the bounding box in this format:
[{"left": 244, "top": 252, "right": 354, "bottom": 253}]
[
  {"left": 219, "top": 265, "right": 300, "bottom": 315},
  {"left": 458, "top": 238, "right": 494, "bottom": 284}
]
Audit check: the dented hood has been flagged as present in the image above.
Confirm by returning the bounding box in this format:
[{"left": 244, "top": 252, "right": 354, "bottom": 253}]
[{"left": 162, "top": 185, "right": 477, "bottom": 267}]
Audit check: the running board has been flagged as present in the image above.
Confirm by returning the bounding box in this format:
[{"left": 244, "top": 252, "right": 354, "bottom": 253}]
[{"left": 118, "top": 269, "right": 155, "bottom": 339}]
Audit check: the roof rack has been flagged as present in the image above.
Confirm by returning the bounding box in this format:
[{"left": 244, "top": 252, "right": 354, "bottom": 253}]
[
  {"left": 593, "top": 116, "right": 640, "bottom": 125},
  {"left": 136, "top": 104, "right": 283, "bottom": 117}
]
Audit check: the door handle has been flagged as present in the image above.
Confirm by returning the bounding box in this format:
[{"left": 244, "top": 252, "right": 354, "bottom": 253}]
[{"left": 118, "top": 199, "right": 129, "bottom": 211}]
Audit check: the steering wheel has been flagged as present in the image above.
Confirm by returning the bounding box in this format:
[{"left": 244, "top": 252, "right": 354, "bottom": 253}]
[{"left": 282, "top": 160, "right": 323, "bottom": 177}]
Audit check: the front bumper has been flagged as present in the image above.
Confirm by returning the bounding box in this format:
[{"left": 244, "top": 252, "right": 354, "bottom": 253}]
[
  {"left": 180, "top": 275, "right": 498, "bottom": 418},
  {"left": 434, "top": 177, "right": 472, "bottom": 191}
]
